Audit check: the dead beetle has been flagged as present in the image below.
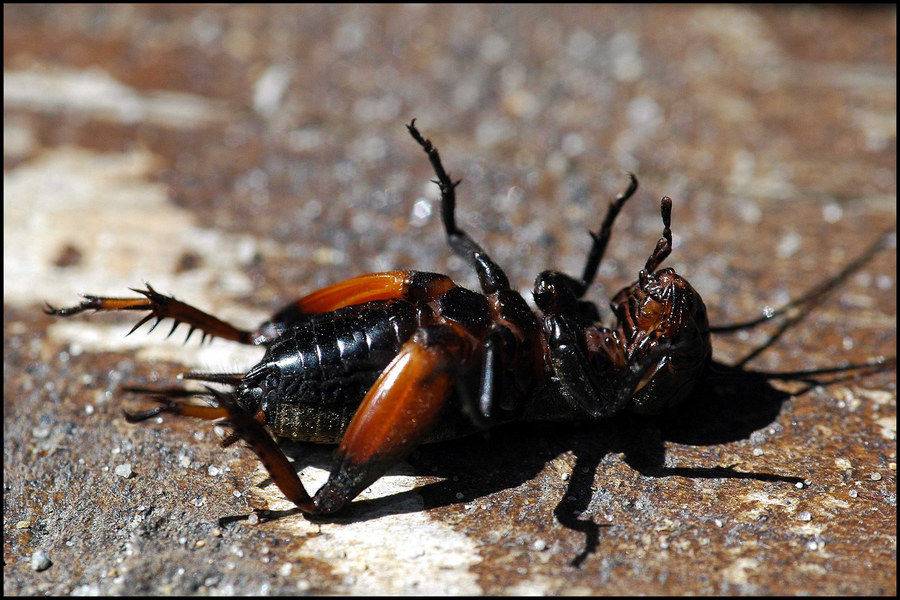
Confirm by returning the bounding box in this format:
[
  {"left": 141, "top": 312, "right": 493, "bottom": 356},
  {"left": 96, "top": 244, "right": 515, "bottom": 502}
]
[{"left": 46, "top": 120, "right": 894, "bottom": 516}]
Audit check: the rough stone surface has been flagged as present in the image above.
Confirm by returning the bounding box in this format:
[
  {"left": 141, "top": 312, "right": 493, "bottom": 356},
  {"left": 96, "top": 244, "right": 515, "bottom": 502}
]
[{"left": 4, "top": 5, "right": 895, "bottom": 595}]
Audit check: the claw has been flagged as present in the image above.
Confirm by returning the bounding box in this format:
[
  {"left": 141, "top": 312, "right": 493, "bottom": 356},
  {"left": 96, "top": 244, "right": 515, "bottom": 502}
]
[
  {"left": 220, "top": 431, "right": 242, "bottom": 447},
  {"left": 124, "top": 407, "right": 164, "bottom": 422},
  {"left": 127, "top": 313, "right": 155, "bottom": 336},
  {"left": 122, "top": 385, "right": 235, "bottom": 424}
]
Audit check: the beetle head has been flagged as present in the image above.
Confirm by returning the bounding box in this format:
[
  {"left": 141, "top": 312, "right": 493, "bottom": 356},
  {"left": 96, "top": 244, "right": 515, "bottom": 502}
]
[{"left": 614, "top": 267, "right": 711, "bottom": 414}]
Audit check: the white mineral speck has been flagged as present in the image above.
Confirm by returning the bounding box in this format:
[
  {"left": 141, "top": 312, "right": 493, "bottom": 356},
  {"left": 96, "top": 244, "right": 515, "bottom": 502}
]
[{"left": 31, "top": 550, "right": 52, "bottom": 571}]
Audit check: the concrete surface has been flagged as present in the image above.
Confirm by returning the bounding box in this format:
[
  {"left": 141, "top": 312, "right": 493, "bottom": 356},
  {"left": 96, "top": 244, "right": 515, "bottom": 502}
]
[{"left": 4, "top": 4, "right": 896, "bottom": 595}]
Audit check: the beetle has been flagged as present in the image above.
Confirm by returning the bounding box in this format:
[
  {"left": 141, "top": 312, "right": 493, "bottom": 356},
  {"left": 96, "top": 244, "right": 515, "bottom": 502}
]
[{"left": 45, "top": 120, "right": 892, "bottom": 516}]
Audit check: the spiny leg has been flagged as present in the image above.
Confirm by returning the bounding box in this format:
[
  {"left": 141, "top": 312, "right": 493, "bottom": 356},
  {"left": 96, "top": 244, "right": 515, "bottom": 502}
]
[
  {"left": 46, "top": 272, "right": 460, "bottom": 346},
  {"left": 532, "top": 176, "right": 642, "bottom": 320},
  {"left": 313, "top": 325, "right": 474, "bottom": 514},
  {"left": 202, "top": 389, "right": 318, "bottom": 511},
  {"left": 45, "top": 283, "right": 256, "bottom": 345},
  {"left": 122, "top": 384, "right": 243, "bottom": 423},
  {"left": 574, "top": 172, "right": 639, "bottom": 297},
  {"left": 407, "top": 121, "right": 525, "bottom": 426},
  {"left": 124, "top": 384, "right": 298, "bottom": 479},
  {"left": 406, "top": 119, "right": 511, "bottom": 295}
]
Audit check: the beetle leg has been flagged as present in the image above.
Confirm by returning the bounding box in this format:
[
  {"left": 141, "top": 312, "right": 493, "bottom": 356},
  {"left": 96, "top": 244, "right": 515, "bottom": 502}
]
[
  {"left": 199, "top": 389, "right": 319, "bottom": 511},
  {"left": 121, "top": 384, "right": 253, "bottom": 423},
  {"left": 439, "top": 324, "right": 509, "bottom": 429},
  {"left": 170, "top": 324, "right": 474, "bottom": 515},
  {"left": 310, "top": 325, "right": 473, "bottom": 513},
  {"left": 544, "top": 314, "right": 627, "bottom": 419},
  {"left": 470, "top": 322, "right": 530, "bottom": 424},
  {"left": 575, "top": 173, "right": 639, "bottom": 296},
  {"left": 407, "top": 121, "right": 546, "bottom": 422},
  {"left": 201, "top": 325, "right": 472, "bottom": 515},
  {"left": 45, "top": 283, "right": 256, "bottom": 344},
  {"left": 474, "top": 326, "right": 504, "bottom": 422},
  {"left": 407, "top": 120, "right": 512, "bottom": 295},
  {"left": 532, "top": 173, "right": 639, "bottom": 313}
]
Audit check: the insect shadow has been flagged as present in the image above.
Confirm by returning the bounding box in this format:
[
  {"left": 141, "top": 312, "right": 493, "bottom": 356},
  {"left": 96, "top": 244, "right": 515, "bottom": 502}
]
[
  {"left": 394, "top": 361, "right": 884, "bottom": 568},
  {"left": 238, "top": 227, "right": 893, "bottom": 569},
  {"left": 433, "top": 229, "right": 892, "bottom": 567}
]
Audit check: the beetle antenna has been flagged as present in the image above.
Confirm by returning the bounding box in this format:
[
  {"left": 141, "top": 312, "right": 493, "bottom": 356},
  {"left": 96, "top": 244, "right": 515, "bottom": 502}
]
[{"left": 711, "top": 226, "right": 895, "bottom": 334}]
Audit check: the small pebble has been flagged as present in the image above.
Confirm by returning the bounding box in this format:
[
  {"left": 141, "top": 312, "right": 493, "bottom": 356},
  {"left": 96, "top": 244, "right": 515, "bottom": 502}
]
[{"left": 31, "top": 550, "right": 52, "bottom": 572}]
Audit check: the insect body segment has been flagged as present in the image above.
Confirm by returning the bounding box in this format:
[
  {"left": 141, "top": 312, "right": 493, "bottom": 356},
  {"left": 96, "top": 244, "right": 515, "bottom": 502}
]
[{"left": 47, "top": 121, "right": 711, "bottom": 515}]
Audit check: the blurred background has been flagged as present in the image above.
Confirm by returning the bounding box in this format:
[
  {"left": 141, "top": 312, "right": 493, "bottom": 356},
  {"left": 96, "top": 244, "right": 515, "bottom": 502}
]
[{"left": 4, "top": 5, "right": 895, "bottom": 595}]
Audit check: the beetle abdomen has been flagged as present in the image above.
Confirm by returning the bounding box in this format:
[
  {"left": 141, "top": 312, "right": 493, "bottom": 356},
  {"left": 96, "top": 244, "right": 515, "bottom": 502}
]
[{"left": 241, "top": 299, "right": 420, "bottom": 441}]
